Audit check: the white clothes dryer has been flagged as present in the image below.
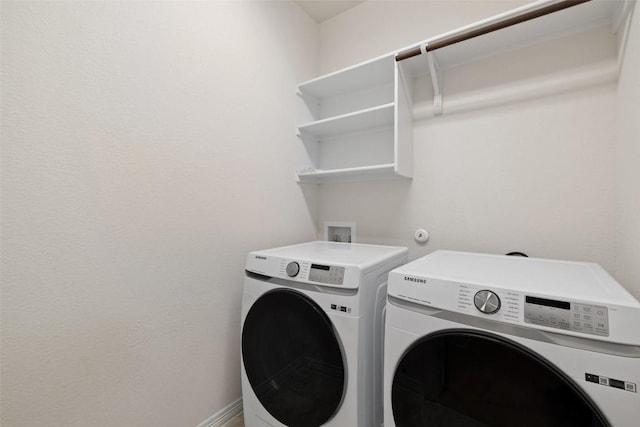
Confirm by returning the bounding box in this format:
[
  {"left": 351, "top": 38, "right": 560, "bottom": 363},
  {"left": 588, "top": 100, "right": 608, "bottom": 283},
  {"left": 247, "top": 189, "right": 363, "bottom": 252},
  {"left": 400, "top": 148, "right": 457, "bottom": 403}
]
[
  {"left": 384, "top": 250, "right": 640, "bottom": 427},
  {"left": 242, "top": 241, "right": 408, "bottom": 427}
]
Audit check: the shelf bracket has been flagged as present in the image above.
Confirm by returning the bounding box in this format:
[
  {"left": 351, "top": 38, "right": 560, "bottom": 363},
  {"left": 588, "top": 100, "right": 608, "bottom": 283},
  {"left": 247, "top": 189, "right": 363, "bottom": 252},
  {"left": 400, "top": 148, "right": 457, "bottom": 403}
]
[{"left": 422, "top": 43, "right": 443, "bottom": 115}]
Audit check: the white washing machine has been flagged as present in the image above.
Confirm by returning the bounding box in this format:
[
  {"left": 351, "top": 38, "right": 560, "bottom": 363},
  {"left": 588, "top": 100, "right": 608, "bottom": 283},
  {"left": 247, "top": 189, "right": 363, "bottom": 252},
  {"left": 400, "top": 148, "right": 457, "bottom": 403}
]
[
  {"left": 384, "top": 250, "right": 640, "bottom": 427},
  {"left": 241, "top": 241, "right": 408, "bottom": 427}
]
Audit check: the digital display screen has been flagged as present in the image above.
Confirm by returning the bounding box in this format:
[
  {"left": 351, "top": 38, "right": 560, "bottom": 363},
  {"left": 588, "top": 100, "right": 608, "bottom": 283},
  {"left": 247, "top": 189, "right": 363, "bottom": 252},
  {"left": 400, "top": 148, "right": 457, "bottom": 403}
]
[
  {"left": 525, "top": 296, "right": 570, "bottom": 310},
  {"left": 311, "top": 264, "right": 330, "bottom": 271}
]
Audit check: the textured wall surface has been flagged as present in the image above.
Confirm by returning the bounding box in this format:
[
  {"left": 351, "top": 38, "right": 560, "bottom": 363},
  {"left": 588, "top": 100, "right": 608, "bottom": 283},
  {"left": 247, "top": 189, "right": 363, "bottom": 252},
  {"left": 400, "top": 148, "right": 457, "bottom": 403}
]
[
  {"left": 615, "top": 6, "right": 640, "bottom": 299},
  {"left": 1, "top": 1, "right": 318, "bottom": 426},
  {"left": 2, "top": 2, "right": 638, "bottom": 426},
  {"left": 315, "top": 0, "right": 626, "bottom": 292}
]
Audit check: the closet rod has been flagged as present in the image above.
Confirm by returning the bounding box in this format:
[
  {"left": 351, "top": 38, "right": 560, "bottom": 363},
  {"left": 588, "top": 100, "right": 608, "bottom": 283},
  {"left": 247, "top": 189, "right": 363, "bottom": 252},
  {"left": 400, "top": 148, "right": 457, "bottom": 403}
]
[{"left": 395, "top": 0, "right": 591, "bottom": 62}]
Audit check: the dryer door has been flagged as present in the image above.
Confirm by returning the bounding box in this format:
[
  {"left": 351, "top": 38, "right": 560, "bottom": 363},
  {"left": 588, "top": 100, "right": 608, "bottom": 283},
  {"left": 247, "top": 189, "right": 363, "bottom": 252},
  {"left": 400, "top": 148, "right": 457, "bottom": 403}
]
[
  {"left": 392, "top": 329, "right": 610, "bottom": 427},
  {"left": 242, "top": 289, "right": 345, "bottom": 427}
]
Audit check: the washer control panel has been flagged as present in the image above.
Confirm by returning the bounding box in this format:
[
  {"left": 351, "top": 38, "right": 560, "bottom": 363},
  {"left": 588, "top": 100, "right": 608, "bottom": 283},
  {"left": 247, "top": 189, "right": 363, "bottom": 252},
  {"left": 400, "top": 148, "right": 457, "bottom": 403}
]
[
  {"left": 524, "top": 296, "right": 609, "bottom": 336},
  {"left": 308, "top": 263, "right": 345, "bottom": 286},
  {"left": 277, "top": 259, "right": 347, "bottom": 286}
]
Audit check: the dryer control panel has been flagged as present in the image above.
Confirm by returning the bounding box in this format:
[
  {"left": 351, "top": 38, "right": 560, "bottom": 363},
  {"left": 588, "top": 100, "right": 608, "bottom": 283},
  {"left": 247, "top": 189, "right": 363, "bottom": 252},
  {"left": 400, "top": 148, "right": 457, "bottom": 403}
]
[
  {"left": 394, "top": 277, "right": 615, "bottom": 339},
  {"left": 524, "top": 296, "right": 609, "bottom": 336},
  {"left": 460, "top": 285, "right": 610, "bottom": 337},
  {"left": 388, "top": 250, "right": 640, "bottom": 345}
]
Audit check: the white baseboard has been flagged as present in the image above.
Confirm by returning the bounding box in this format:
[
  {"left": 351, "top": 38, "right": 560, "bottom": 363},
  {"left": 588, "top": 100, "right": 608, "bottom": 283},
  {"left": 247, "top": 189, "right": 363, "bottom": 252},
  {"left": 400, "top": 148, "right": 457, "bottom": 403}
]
[{"left": 197, "top": 398, "right": 243, "bottom": 427}]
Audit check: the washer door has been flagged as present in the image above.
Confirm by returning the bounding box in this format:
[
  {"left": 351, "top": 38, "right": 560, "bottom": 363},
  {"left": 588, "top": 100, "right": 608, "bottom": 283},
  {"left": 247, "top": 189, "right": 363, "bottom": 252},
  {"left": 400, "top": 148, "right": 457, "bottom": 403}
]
[
  {"left": 242, "top": 289, "right": 345, "bottom": 427},
  {"left": 392, "top": 329, "right": 610, "bottom": 427}
]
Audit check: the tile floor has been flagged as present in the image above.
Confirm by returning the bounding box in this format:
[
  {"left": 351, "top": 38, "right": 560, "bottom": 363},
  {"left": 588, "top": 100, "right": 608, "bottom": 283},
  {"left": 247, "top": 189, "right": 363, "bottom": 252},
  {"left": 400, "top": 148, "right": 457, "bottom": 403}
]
[{"left": 223, "top": 413, "right": 244, "bottom": 427}]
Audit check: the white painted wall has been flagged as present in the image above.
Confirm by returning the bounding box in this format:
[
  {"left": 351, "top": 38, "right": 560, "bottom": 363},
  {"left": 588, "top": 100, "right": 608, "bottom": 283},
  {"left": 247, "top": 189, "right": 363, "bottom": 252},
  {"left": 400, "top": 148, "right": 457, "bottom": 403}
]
[
  {"left": 2, "top": 2, "right": 637, "bottom": 426},
  {"left": 1, "top": 1, "right": 318, "bottom": 426},
  {"left": 615, "top": 6, "right": 640, "bottom": 299},
  {"left": 316, "top": 1, "right": 623, "bottom": 288},
  {"left": 318, "top": 0, "right": 531, "bottom": 74}
]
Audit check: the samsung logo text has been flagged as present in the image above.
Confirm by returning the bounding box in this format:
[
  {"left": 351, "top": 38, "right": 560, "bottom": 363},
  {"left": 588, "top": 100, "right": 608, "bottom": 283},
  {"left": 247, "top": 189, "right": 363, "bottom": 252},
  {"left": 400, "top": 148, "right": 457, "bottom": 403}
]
[{"left": 403, "top": 276, "right": 427, "bottom": 284}]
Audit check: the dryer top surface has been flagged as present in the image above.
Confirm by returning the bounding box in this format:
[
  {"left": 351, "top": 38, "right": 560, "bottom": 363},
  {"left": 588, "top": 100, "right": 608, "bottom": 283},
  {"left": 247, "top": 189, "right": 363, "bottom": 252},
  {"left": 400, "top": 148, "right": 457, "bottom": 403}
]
[{"left": 395, "top": 250, "right": 639, "bottom": 306}]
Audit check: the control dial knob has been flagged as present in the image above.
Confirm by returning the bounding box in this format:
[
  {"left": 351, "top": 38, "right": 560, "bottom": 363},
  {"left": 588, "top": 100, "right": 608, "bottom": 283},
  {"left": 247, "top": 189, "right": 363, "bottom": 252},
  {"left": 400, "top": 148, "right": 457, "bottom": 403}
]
[
  {"left": 474, "top": 290, "right": 501, "bottom": 314},
  {"left": 286, "top": 261, "right": 300, "bottom": 277}
]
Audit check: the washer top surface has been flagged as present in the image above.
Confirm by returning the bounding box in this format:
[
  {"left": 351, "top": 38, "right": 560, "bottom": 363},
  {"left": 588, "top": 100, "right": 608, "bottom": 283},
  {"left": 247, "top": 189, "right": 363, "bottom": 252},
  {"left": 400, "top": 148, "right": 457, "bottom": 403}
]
[
  {"left": 251, "top": 241, "right": 408, "bottom": 270},
  {"left": 396, "top": 250, "right": 639, "bottom": 306}
]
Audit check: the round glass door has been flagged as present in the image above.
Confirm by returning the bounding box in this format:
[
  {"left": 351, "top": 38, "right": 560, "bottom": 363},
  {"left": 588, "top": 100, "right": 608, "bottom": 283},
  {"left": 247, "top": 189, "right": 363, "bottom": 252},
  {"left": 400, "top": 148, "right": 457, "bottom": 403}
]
[
  {"left": 392, "top": 330, "right": 609, "bottom": 427},
  {"left": 242, "top": 289, "right": 345, "bottom": 427}
]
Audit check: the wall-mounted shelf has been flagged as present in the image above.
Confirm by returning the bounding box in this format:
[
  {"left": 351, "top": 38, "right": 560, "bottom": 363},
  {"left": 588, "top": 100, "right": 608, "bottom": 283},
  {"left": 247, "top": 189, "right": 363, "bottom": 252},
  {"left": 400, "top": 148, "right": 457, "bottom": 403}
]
[
  {"left": 294, "top": 0, "right": 633, "bottom": 184},
  {"left": 296, "top": 55, "right": 413, "bottom": 184},
  {"left": 298, "top": 103, "right": 394, "bottom": 138},
  {"left": 297, "top": 55, "right": 393, "bottom": 99},
  {"left": 297, "top": 164, "right": 397, "bottom": 184}
]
